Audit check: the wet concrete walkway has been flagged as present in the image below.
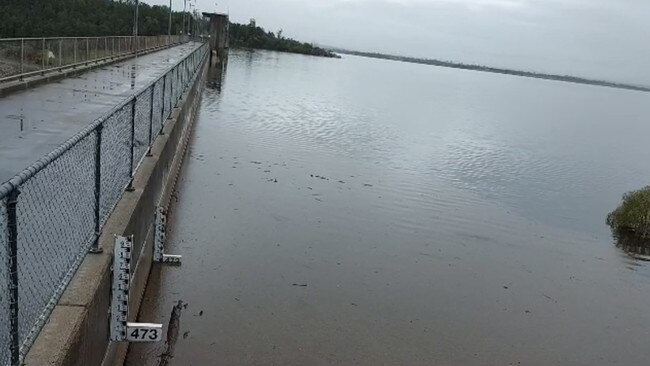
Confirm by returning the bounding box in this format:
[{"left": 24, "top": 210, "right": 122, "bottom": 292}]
[{"left": 0, "top": 42, "right": 202, "bottom": 182}]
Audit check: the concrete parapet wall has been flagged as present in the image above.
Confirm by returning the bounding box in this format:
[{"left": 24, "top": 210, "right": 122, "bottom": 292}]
[{"left": 22, "top": 50, "right": 208, "bottom": 366}]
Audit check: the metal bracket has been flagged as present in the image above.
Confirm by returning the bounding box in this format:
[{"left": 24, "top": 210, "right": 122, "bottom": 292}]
[
  {"left": 110, "top": 235, "right": 163, "bottom": 342},
  {"left": 153, "top": 206, "right": 182, "bottom": 265}
]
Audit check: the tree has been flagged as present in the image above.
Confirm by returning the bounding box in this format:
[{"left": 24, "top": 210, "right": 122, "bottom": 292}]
[{"left": 0, "top": 0, "right": 190, "bottom": 38}]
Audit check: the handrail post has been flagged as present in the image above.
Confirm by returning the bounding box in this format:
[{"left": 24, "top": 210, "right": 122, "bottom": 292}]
[
  {"left": 160, "top": 75, "right": 166, "bottom": 136},
  {"left": 89, "top": 125, "right": 103, "bottom": 254},
  {"left": 7, "top": 187, "right": 21, "bottom": 366},
  {"left": 126, "top": 98, "right": 137, "bottom": 192},
  {"left": 147, "top": 83, "right": 155, "bottom": 156},
  {"left": 73, "top": 39, "right": 77, "bottom": 66},
  {"left": 58, "top": 39, "right": 62, "bottom": 68},
  {"left": 41, "top": 38, "right": 45, "bottom": 75},
  {"left": 19, "top": 39, "right": 24, "bottom": 80},
  {"left": 170, "top": 67, "right": 175, "bottom": 108},
  {"left": 85, "top": 38, "right": 89, "bottom": 65}
]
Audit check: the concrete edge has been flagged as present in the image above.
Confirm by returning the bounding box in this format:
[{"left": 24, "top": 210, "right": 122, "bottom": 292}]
[
  {"left": 0, "top": 42, "right": 186, "bottom": 98},
  {"left": 106, "top": 55, "right": 207, "bottom": 366},
  {"left": 22, "top": 52, "right": 208, "bottom": 366}
]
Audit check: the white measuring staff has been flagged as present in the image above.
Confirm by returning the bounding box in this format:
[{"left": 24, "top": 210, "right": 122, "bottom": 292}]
[
  {"left": 153, "top": 206, "right": 183, "bottom": 264},
  {"left": 110, "top": 235, "right": 163, "bottom": 342}
]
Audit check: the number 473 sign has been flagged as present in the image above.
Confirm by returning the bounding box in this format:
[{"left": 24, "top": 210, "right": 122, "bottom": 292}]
[{"left": 127, "top": 323, "right": 163, "bottom": 342}]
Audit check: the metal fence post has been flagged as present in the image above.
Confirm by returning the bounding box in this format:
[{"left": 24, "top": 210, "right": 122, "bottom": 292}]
[
  {"left": 58, "top": 39, "right": 62, "bottom": 68},
  {"left": 19, "top": 39, "right": 24, "bottom": 80},
  {"left": 169, "top": 69, "right": 174, "bottom": 110},
  {"left": 147, "top": 84, "right": 155, "bottom": 156},
  {"left": 89, "top": 125, "right": 103, "bottom": 254},
  {"left": 7, "top": 187, "right": 20, "bottom": 366},
  {"left": 73, "top": 39, "right": 77, "bottom": 66},
  {"left": 160, "top": 75, "right": 166, "bottom": 136},
  {"left": 41, "top": 38, "right": 46, "bottom": 74},
  {"left": 126, "top": 98, "right": 137, "bottom": 192},
  {"left": 86, "top": 38, "right": 89, "bottom": 65}
]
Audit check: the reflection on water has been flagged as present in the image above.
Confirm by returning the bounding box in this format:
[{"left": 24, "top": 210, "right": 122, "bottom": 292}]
[
  {"left": 206, "top": 60, "right": 227, "bottom": 91},
  {"left": 130, "top": 63, "right": 136, "bottom": 90},
  {"left": 613, "top": 230, "right": 650, "bottom": 259},
  {"left": 128, "top": 49, "right": 650, "bottom": 366}
]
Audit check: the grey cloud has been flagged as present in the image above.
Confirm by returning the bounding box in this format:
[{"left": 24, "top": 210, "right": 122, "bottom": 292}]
[{"left": 148, "top": 0, "right": 650, "bottom": 84}]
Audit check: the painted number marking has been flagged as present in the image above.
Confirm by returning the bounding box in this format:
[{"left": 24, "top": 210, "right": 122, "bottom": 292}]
[
  {"left": 162, "top": 254, "right": 182, "bottom": 264},
  {"left": 126, "top": 323, "right": 163, "bottom": 342}
]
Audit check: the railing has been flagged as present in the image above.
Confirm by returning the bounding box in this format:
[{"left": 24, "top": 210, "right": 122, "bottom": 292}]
[
  {"left": 0, "top": 35, "right": 189, "bottom": 83},
  {"left": 0, "top": 41, "right": 209, "bottom": 366}
]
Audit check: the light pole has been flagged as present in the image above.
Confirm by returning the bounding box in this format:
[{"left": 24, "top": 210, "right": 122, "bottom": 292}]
[
  {"left": 133, "top": 0, "right": 139, "bottom": 55},
  {"left": 182, "top": 0, "right": 187, "bottom": 37},
  {"left": 189, "top": 3, "right": 195, "bottom": 38},
  {"left": 168, "top": 0, "right": 172, "bottom": 45}
]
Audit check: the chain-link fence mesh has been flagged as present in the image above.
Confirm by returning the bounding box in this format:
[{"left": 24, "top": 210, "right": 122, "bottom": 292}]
[
  {"left": 100, "top": 103, "right": 134, "bottom": 227},
  {"left": 0, "top": 35, "right": 189, "bottom": 82},
  {"left": 163, "top": 72, "right": 172, "bottom": 122},
  {"left": 0, "top": 198, "right": 10, "bottom": 366},
  {"left": 174, "top": 66, "right": 183, "bottom": 104},
  {"left": 152, "top": 78, "right": 164, "bottom": 137},
  {"left": 0, "top": 42, "right": 208, "bottom": 365},
  {"left": 133, "top": 88, "right": 153, "bottom": 171},
  {"left": 16, "top": 133, "right": 97, "bottom": 352}
]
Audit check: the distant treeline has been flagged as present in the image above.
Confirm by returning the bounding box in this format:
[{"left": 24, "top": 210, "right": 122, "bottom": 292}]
[
  {"left": 229, "top": 22, "right": 339, "bottom": 58},
  {"left": 0, "top": 0, "right": 337, "bottom": 59},
  {"left": 0, "top": 0, "right": 195, "bottom": 37},
  {"left": 333, "top": 49, "right": 650, "bottom": 93}
]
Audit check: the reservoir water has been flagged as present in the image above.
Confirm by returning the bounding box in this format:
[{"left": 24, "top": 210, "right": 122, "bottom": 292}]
[{"left": 127, "top": 50, "right": 650, "bottom": 366}]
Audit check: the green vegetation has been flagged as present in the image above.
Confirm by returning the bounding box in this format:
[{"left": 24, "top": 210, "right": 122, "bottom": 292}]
[
  {"left": 0, "top": 1, "right": 337, "bottom": 59},
  {"left": 607, "top": 186, "right": 650, "bottom": 238},
  {"left": 0, "top": 0, "right": 193, "bottom": 37},
  {"left": 229, "top": 22, "right": 338, "bottom": 58},
  {"left": 332, "top": 48, "right": 650, "bottom": 92}
]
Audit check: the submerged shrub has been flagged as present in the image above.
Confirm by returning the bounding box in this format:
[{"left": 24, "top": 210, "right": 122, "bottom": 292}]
[{"left": 607, "top": 186, "right": 650, "bottom": 237}]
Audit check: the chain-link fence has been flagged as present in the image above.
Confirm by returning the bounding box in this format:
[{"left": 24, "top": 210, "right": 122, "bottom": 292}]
[
  {"left": 0, "top": 35, "right": 189, "bottom": 83},
  {"left": 0, "top": 41, "right": 208, "bottom": 366}
]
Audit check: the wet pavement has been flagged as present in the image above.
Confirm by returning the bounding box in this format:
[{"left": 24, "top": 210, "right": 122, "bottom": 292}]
[
  {"left": 0, "top": 42, "right": 202, "bottom": 182},
  {"left": 127, "top": 51, "right": 650, "bottom": 366}
]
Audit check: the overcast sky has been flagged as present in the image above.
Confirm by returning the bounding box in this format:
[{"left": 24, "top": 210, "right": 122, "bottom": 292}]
[{"left": 149, "top": 0, "right": 650, "bottom": 85}]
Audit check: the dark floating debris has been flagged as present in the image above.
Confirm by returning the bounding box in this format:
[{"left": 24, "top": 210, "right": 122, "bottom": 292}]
[
  {"left": 542, "top": 294, "right": 557, "bottom": 303},
  {"left": 292, "top": 283, "right": 308, "bottom": 287},
  {"left": 311, "top": 174, "right": 329, "bottom": 180},
  {"left": 159, "top": 300, "right": 184, "bottom": 366}
]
